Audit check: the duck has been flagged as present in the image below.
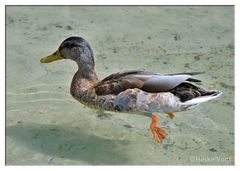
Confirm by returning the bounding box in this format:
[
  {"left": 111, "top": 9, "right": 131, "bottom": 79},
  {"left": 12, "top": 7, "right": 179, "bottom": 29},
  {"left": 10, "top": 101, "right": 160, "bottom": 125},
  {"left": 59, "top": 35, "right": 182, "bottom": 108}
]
[{"left": 40, "top": 36, "right": 222, "bottom": 143}]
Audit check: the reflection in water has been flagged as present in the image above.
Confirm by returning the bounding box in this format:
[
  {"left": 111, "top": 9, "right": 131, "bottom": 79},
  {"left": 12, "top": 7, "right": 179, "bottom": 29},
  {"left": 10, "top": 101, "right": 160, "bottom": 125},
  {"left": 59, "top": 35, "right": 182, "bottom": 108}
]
[{"left": 7, "top": 123, "right": 130, "bottom": 165}]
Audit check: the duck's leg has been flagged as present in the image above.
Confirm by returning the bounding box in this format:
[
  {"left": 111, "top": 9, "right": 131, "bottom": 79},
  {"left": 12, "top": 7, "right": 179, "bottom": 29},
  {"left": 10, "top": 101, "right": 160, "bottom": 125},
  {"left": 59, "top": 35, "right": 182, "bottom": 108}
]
[
  {"left": 150, "top": 114, "right": 168, "bottom": 143},
  {"left": 167, "top": 112, "right": 175, "bottom": 119}
]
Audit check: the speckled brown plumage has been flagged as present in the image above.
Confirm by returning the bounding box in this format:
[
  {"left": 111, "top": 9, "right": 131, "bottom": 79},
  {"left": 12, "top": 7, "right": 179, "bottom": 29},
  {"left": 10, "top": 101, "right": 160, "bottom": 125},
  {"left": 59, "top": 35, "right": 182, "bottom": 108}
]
[
  {"left": 169, "top": 82, "right": 216, "bottom": 102},
  {"left": 40, "top": 36, "right": 222, "bottom": 143}
]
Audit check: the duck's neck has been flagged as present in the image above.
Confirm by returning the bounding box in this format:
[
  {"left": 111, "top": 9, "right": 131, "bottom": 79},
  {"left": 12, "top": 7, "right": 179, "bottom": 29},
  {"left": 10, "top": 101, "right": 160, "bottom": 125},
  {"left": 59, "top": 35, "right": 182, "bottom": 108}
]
[
  {"left": 77, "top": 62, "right": 98, "bottom": 80},
  {"left": 70, "top": 65, "right": 98, "bottom": 98}
]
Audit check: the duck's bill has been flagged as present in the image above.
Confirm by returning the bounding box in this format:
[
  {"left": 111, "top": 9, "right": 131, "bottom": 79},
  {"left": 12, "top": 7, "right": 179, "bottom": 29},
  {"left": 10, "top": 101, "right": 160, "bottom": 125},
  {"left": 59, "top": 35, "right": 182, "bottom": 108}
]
[{"left": 40, "top": 50, "right": 63, "bottom": 63}]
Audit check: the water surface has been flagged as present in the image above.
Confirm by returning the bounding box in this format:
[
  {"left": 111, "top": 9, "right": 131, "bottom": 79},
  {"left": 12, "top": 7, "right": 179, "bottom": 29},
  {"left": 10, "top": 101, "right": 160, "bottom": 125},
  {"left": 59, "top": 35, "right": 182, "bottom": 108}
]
[{"left": 6, "top": 6, "right": 234, "bottom": 165}]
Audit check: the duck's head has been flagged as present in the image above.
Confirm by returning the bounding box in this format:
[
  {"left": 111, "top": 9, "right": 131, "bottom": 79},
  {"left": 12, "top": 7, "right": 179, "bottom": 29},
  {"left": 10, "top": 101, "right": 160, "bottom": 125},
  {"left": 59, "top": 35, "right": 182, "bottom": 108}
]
[{"left": 40, "top": 36, "right": 95, "bottom": 69}]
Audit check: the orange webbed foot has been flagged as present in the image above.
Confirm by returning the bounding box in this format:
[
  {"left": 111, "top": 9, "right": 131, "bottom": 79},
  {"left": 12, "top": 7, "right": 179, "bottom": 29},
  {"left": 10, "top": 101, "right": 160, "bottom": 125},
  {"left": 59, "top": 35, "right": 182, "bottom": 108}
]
[
  {"left": 150, "top": 114, "right": 168, "bottom": 143},
  {"left": 167, "top": 112, "right": 174, "bottom": 119}
]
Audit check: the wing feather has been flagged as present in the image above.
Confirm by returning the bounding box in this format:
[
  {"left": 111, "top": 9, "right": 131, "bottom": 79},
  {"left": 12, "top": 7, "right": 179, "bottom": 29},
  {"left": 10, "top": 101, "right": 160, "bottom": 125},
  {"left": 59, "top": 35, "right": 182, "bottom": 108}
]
[
  {"left": 95, "top": 77, "right": 144, "bottom": 95},
  {"left": 95, "top": 70, "right": 203, "bottom": 95}
]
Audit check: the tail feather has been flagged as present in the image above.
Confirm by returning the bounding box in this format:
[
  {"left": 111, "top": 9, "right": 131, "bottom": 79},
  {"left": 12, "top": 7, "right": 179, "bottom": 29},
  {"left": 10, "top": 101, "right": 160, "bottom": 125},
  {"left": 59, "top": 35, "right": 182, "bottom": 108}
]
[
  {"left": 186, "top": 78, "right": 202, "bottom": 82},
  {"left": 168, "top": 71, "right": 204, "bottom": 76},
  {"left": 181, "top": 90, "right": 222, "bottom": 108}
]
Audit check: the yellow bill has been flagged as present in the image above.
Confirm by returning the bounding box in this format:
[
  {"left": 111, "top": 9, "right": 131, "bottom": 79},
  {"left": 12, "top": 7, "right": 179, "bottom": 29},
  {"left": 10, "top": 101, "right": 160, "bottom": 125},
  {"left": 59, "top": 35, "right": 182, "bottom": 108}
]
[{"left": 40, "top": 50, "right": 63, "bottom": 63}]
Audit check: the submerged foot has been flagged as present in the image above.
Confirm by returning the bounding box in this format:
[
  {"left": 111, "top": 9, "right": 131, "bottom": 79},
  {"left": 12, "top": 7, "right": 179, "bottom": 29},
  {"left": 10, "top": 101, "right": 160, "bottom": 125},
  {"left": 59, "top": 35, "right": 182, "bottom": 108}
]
[
  {"left": 150, "top": 114, "right": 168, "bottom": 143},
  {"left": 167, "top": 112, "right": 175, "bottom": 119}
]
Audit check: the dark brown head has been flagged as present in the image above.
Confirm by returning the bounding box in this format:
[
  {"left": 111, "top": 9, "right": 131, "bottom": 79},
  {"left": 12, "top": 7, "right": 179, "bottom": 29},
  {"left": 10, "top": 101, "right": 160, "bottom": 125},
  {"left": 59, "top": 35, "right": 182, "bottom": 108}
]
[
  {"left": 41, "top": 36, "right": 95, "bottom": 67},
  {"left": 40, "top": 36, "right": 96, "bottom": 79}
]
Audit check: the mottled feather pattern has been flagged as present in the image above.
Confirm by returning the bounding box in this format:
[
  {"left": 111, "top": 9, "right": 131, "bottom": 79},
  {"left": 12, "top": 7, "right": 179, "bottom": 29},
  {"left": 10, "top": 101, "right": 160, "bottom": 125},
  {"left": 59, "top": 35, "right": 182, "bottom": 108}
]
[
  {"left": 62, "top": 37, "right": 221, "bottom": 114},
  {"left": 113, "top": 88, "right": 183, "bottom": 113},
  {"left": 40, "top": 36, "right": 222, "bottom": 144},
  {"left": 169, "top": 82, "right": 213, "bottom": 102},
  {"left": 75, "top": 87, "right": 183, "bottom": 114},
  {"left": 94, "top": 77, "right": 144, "bottom": 95},
  {"left": 70, "top": 70, "right": 220, "bottom": 114}
]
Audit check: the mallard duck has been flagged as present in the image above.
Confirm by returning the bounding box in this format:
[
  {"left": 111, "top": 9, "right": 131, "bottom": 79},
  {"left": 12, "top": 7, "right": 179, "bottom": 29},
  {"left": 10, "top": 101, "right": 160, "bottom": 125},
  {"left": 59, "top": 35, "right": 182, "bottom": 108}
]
[{"left": 40, "top": 36, "right": 222, "bottom": 143}]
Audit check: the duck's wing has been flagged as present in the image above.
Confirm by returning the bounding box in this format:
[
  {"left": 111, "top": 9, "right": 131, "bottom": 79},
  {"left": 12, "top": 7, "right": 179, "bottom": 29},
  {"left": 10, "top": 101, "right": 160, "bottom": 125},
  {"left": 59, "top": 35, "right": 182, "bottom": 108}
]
[
  {"left": 95, "top": 77, "right": 144, "bottom": 95},
  {"left": 95, "top": 70, "right": 203, "bottom": 95}
]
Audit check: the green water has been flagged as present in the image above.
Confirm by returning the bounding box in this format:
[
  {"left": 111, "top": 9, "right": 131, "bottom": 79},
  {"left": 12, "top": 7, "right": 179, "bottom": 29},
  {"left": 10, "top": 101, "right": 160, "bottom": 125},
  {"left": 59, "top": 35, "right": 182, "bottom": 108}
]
[{"left": 6, "top": 6, "right": 234, "bottom": 165}]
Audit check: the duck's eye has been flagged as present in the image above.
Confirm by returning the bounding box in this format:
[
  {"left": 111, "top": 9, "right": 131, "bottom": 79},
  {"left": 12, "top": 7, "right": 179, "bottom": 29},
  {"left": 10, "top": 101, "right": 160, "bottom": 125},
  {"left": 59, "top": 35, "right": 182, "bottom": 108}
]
[{"left": 64, "top": 43, "right": 73, "bottom": 49}]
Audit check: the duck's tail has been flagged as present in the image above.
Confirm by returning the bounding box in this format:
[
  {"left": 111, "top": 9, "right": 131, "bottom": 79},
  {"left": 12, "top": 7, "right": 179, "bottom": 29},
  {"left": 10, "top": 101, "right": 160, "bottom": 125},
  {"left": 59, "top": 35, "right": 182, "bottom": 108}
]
[{"left": 181, "top": 90, "right": 222, "bottom": 109}]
